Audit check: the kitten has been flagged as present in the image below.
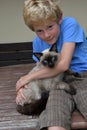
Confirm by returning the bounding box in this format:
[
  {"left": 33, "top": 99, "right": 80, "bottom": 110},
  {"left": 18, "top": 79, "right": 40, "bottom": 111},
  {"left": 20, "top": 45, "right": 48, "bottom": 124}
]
[{"left": 16, "top": 44, "right": 77, "bottom": 115}]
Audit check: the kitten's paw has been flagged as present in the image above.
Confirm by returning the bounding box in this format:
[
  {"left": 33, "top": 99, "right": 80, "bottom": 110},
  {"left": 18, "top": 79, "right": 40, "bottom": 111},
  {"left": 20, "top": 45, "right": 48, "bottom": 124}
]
[{"left": 67, "top": 86, "right": 76, "bottom": 95}]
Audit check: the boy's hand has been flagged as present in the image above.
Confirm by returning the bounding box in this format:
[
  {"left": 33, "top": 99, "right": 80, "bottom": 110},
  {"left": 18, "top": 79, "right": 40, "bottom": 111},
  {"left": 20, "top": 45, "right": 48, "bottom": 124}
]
[
  {"left": 16, "top": 86, "right": 27, "bottom": 104},
  {"left": 16, "top": 74, "right": 29, "bottom": 92}
]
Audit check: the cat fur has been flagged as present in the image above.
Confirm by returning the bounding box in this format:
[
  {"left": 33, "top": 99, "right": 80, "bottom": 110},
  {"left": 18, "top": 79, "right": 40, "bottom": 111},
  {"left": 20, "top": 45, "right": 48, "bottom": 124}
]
[{"left": 16, "top": 44, "right": 77, "bottom": 115}]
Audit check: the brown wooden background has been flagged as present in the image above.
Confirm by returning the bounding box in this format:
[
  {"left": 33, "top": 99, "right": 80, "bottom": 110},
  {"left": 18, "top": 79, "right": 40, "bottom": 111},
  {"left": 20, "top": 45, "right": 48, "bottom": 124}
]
[{"left": 0, "top": 42, "right": 34, "bottom": 67}]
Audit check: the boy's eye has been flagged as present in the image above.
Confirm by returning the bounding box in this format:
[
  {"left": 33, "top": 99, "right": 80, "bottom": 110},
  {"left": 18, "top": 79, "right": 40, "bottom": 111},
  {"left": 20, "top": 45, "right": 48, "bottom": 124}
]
[
  {"left": 47, "top": 25, "right": 54, "bottom": 30},
  {"left": 36, "top": 30, "right": 43, "bottom": 33},
  {"left": 48, "top": 25, "right": 53, "bottom": 28}
]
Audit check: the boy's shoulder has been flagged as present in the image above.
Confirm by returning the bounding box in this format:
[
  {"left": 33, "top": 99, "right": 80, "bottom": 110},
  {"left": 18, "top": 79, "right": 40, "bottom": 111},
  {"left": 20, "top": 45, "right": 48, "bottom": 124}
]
[
  {"left": 62, "top": 17, "right": 77, "bottom": 23},
  {"left": 63, "top": 16, "right": 76, "bottom": 21},
  {"left": 33, "top": 36, "right": 43, "bottom": 43},
  {"left": 62, "top": 17, "right": 78, "bottom": 26},
  {"left": 33, "top": 36, "right": 48, "bottom": 46},
  {"left": 33, "top": 36, "right": 51, "bottom": 50},
  {"left": 61, "top": 17, "right": 79, "bottom": 29}
]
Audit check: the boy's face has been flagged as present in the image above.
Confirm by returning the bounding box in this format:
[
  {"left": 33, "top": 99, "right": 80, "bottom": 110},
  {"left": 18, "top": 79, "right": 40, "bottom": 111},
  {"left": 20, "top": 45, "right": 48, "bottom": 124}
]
[{"left": 33, "top": 20, "right": 61, "bottom": 45}]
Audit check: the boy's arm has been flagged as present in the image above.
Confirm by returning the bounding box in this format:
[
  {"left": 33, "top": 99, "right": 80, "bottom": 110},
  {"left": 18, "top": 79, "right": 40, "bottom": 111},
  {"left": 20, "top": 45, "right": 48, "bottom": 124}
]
[{"left": 16, "top": 42, "right": 75, "bottom": 92}]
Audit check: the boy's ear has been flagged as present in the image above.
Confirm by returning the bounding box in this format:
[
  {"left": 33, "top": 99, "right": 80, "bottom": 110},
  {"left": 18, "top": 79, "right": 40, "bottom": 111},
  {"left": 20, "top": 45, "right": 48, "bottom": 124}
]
[
  {"left": 49, "top": 43, "right": 58, "bottom": 53},
  {"left": 33, "top": 52, "right": 43, "bottom": 61}
]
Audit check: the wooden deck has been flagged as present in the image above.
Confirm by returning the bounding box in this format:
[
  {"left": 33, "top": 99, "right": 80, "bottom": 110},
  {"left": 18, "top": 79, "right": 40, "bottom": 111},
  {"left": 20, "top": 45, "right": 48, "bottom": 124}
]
[
  {"left": 0, "top": 63, "right": 39, "bottom": 130},
  {"left": 0, "top": 63, "right": 87, "bottom": 130}
]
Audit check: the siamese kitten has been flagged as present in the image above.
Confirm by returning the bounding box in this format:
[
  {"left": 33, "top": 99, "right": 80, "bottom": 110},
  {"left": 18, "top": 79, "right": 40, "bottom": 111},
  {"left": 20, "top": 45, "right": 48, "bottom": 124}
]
[{"left": 16, "top": 44, "right": 77, "bottom": 115}]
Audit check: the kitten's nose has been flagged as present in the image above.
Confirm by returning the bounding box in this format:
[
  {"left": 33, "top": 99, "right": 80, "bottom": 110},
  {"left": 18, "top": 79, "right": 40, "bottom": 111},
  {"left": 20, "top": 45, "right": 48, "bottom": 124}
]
[{"left": 48, "top": 62, "right": 54, "bottom": 68}]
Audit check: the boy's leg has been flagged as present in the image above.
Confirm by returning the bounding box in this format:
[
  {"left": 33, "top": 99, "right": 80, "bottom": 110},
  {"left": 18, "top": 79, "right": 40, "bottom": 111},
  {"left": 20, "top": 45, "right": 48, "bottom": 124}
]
[
  {"left": 39, "top": 89, "right": 75, "bottom": 130},
  {"left": 73, "top": 72, "right": 87, "bottom": 120}
]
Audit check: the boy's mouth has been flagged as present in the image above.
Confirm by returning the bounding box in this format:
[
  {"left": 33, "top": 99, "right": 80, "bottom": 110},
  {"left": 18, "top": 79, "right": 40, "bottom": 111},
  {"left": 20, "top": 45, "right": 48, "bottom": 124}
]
[{"left": 45, "top": 37, "right": 56, "bottom": 44}]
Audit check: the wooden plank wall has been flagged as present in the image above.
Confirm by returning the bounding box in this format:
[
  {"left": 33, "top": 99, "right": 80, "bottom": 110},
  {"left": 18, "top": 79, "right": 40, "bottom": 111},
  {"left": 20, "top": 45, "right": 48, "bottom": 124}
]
[{"left": 0, "top": 42, "right": 34, "bottom": 67}]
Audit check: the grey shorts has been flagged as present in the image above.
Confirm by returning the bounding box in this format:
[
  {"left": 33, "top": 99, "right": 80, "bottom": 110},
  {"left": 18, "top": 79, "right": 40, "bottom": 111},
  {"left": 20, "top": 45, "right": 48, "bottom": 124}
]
[{"left": 39, "top": 72, "right": 87, "bottom": 130}]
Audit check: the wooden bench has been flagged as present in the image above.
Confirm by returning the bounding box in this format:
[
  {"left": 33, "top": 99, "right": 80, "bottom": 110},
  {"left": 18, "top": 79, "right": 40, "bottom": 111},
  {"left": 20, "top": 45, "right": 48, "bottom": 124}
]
[{"left": 0, "top": 63, "right": 87, "bottom": 130}]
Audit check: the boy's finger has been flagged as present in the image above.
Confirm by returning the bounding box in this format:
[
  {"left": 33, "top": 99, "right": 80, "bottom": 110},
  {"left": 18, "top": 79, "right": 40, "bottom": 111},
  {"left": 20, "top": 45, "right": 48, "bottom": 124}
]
[
  {"left": 16, "top": 83, "right": 22, "bottom": 92},
  {"left": 16, "top": 96, "right": 19, "bottom": 104},
  {"left": 18, "top": 89, "right": 26, "bottom": 100},
  {"left": 24, "top": 85, "right": 28, "bottom": 89},
  {"left": 16, "top": 83, "right": 20, "bottom": 92}
]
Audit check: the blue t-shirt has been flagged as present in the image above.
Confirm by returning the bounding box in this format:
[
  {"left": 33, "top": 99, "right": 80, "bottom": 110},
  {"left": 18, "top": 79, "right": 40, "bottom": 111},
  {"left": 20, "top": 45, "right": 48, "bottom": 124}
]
[{"left": 32, "top": 17, "right": 87, "bottom": 73}]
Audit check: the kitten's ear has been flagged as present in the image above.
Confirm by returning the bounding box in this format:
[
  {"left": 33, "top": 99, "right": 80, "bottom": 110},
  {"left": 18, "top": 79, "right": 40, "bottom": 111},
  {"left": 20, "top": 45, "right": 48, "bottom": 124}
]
[
  {"left": 49, "top": 43, "right": 58, "bottom": 53},
  {"left": 33, "top": 52, "right": 43, "bottom": 61}
]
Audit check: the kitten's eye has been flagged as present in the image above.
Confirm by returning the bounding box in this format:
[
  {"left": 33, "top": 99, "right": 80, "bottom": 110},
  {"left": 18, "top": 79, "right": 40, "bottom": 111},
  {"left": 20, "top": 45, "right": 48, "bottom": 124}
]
[
  {"left": 42, "top": 60, "right": 48, "bottom": 66},
  {"left": 52, "top": 56, "right": 57, "bottom": 62}
]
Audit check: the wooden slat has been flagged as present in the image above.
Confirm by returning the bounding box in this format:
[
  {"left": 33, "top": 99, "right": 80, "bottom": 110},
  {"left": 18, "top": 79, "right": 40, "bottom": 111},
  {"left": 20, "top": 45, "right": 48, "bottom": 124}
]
[
  {"left": 0, "top": 59, "right": 34, "bottom": 67},
  {"left": 0, "top": 42, "right": 32, "bottom": 52},
  {"left": 0, "top": 51, "right": 32, "bottom": 61},
  {"left": 0, "top": 64, "right": 39, "bottom": 130}
]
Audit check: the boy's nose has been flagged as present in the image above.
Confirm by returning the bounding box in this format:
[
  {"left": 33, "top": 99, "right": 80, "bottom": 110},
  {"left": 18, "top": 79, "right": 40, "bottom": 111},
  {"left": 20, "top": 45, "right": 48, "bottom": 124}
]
[{"left": 44, "top": 31, "right": 50, "bottom": 38}]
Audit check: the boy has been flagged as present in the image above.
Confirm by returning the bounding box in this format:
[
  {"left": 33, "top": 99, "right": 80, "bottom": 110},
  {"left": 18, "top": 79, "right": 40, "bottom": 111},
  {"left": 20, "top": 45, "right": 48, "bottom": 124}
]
[{"left": 16, "top": 0, "right": 87, "bottom": 130}]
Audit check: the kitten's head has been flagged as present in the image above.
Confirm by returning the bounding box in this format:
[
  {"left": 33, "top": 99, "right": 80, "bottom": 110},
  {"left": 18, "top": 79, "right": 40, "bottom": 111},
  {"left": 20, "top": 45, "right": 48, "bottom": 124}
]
[{"left": 33, "top": 44, "right": 59, "bottom": 68}]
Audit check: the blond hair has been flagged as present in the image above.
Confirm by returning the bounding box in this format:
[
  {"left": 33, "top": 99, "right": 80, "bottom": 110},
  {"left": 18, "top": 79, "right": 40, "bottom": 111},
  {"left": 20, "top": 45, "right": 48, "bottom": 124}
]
[{"left": 23, "top": 0, "right": 62, "bottom": 31}]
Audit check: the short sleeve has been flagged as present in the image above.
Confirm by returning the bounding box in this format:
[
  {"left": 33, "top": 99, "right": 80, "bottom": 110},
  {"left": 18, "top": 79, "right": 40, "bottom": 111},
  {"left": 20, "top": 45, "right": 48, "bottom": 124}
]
[{"left": 62, "top": 17, "right": 84, "bottom": 43}]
